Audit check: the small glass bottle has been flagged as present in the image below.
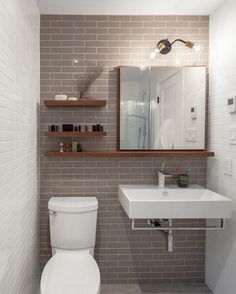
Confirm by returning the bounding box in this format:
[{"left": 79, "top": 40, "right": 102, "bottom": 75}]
[
  {"left": 72, "top": 141, "right": 78, "bottom": 152},
  {"left": 59, "top": 142, "right": 64, "bottom": 153},
  {"left": 77, "top": 142, "right": 82, "bottom": 152},
  {"left": 65, "top": 144, "right": 70, "bottom": 152}
]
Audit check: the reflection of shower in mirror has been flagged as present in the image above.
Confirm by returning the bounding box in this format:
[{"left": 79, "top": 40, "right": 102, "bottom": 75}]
[{"left": 127, "top": 114, "right": 147, "bottom": 149}]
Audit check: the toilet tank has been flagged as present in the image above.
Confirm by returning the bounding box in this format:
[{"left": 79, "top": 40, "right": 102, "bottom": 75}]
[{"left": 48, "top": 197, "right": 98, "bottom": 251}]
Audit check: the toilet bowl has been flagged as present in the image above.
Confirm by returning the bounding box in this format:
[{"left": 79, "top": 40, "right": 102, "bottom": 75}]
[
  {"left": 40, "top": 251, "right": 100, "bottom": 294},
  {"left": 40, "top": 197, "right": 100, "bottom": 294}
]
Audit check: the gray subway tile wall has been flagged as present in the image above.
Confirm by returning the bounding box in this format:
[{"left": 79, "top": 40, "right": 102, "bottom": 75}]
[{"left": 40, "top": 15, "right": 209, "bottom": 284}]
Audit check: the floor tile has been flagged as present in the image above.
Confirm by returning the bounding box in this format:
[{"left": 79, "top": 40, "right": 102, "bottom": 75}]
[{"left": 101, "top": 283, "right": 212, "bottom": 294}]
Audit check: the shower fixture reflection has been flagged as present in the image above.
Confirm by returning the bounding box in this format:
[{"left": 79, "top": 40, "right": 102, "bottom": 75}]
[{"left": 127, "top": 114, "right": 147, "bottom": 149}]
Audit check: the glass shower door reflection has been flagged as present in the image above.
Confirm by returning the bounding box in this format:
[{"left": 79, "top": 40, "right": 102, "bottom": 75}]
[{"left": 120, "top": 67, "right": 150, "bottom": 150}]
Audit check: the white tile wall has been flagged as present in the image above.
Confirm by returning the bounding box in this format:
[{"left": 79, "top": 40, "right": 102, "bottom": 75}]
[
  {"left": 206, "top": 0, "right": 236, "bottom": 293},
  {"left": 183, "top": 67, "right": 206, "bottom": 149},
  {"left": 0, "top": 0, "right": 40, "bottom": 293}
]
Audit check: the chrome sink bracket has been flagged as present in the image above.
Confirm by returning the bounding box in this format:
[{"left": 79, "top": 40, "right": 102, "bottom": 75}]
[
  {"left": 131, "top": 218, "right": 225, "bottom": 231},
  {"left": 131, "top": 218, "right": 225, "bottom": 252}
]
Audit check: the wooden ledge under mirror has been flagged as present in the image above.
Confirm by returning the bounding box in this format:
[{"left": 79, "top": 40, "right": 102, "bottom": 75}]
[
  {"left": 45, "top": 151, "right": 214, "bottom": 158},
  {"left": 117, "top": 66, "right": 213, "bottom": 157}
]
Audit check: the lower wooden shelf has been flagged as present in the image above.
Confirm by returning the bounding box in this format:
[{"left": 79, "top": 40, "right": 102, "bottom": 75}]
[
  {"left": 44, "top": 151, "right": 214, "bottom": 158},
  {"left": 45, "top": 131, "right": 107, "bottom": 138}
]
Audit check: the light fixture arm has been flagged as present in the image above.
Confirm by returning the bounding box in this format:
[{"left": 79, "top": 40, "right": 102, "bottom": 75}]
[
  {"left": 170, "top": 39, "right": 195, "bottom": 49},
  {"left": 170, "top": 39, "right": 187, "bottom": 46}
]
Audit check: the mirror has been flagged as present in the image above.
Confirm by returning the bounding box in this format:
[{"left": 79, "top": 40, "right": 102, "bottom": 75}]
[{"left": 119, "top": 66, "right": 206, "bottom": 150}]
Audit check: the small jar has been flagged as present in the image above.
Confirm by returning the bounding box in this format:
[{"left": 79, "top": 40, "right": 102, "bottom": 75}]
[
  {"left": 50, "top": 125, "right": 56, "bottom": 132},
  {"left": 177, "top": 174, "right": 189, "bottom": 188}
]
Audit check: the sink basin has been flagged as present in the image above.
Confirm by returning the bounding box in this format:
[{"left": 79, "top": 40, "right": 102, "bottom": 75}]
[{"left": 118, "top": 185, "right": 232, "bottom": 219}]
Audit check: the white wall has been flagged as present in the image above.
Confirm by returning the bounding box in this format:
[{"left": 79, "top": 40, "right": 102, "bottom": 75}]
[
  {"left": 0, "top": 0, "right": 40, "bottom": 293},
  {"left": 183, "top": 67, "right": 206, "bottom": 149},
  {"left": 206, "top": 0, "right": 236, "bottom": 293}
]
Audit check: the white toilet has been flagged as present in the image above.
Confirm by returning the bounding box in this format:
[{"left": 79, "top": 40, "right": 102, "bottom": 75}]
[{"left": 40, "top": 197, "right": 100, "bottom": 294}]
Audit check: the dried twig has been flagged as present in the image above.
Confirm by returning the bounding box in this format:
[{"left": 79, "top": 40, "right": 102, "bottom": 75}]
[{"left": 78, "top": 67, "right": 103, "bottom": 99}]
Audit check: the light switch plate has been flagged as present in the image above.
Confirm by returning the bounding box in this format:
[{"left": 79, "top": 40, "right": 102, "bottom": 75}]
[
  {"left": 224, "top": 158, "right": 232, "bottom": 176},
  {"left": 185, "top": 128, "right": 196, "bottom": 142},
  {"left": 229, "top": 126, "right": 236, "bottom": 145},
  {"left": 191, "top": 106, "right": 197, "bottom": 119}
]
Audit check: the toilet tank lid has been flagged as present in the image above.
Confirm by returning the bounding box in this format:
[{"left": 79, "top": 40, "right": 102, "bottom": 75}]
[{"left": 48, "top": 197, "right": 98, "bottom": 213}]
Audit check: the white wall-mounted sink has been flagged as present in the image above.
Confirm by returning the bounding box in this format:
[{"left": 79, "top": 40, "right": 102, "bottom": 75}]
[{"left": 118, "top": 185, "right": 232, "bottom": 219}]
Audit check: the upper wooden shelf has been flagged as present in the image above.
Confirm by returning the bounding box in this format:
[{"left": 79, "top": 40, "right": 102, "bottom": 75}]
[
  {"left": 44, "top": 99, "right": 107, "bottom": 107},
  {"left": 45, "top": 131, "right": 107, "bottom": 138},
  {"left": 45, "top": 151, "right": 214, "bottom": 158}
]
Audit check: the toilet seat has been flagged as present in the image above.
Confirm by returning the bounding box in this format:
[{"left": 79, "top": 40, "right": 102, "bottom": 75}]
[{"left": 40, "top": 252, "right": 100, "bottom": 294}]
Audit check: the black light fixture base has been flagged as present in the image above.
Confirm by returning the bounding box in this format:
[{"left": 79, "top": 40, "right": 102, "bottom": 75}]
[
  {"left": 155, "top": 38, "right": 195, "bottom": 55},
  {"left": 157, "top": 39, "right": 172, "bottom": 55}
]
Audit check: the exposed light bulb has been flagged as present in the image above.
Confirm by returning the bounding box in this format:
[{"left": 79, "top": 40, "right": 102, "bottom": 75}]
[
  {"left": 194, "top": 43, "right": 204, "bottom": 52},
  {"left": 150, "top": 48, "right": 160, "bottom": 59},
  {"left": 72, "top": 58, "right": 79, "bottom": 64},
  {"left": 150, "top": 51, "right": 156, "bottom": 59}
]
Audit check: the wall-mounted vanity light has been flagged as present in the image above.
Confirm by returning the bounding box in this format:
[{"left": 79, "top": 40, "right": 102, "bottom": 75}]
[{"left": 150, "top": 38, "right": 202, "bottom": 58}]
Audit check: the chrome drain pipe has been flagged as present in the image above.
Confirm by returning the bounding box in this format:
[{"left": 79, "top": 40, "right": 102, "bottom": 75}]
[
  {"left": 146, "top": 218, "right": 173, "bottom": 252},
  {"left": 167, "top": 219, "right": 173, "bottom": 252}
]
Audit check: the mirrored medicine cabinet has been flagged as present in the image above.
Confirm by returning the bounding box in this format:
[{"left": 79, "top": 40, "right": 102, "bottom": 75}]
[{"left": 118, "top": 66, "right": 206, "bottom": 151}]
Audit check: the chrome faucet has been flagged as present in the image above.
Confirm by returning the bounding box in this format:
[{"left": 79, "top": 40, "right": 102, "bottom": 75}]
[{"left": 158, "top": 162, "right": 172, "bottom": 188}]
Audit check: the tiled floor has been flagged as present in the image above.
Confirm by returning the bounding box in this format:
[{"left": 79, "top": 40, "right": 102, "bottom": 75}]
[{"left": 101, "top": 284, "right": 212, "bottom": 294}]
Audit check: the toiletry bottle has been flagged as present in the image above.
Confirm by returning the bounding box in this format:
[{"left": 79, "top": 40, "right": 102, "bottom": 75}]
[
  {"left": 65, "top": 144, "right": 70, "bottom": 152},
  {"left": 59, "top": 142, "right": 64, "bottom": 153},
  {"left": 77, "top": 142, "right": 82, "bottom": 152},
  {"left": 72, "top": 141, "right": 78, "bottom": 152}
]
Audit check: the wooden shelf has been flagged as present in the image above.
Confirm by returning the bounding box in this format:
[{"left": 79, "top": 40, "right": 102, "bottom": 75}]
[
  {"left": 45, "top": 151, "right": 214, "bottom": 158},
  {"left": 44, "top": 99, "right": 107, "bottom": 107},
  {"left": 45, "top": 131, "right": 107, "bottom": 138}
]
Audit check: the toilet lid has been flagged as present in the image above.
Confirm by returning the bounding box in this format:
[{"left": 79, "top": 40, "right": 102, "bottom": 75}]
[{"left": 41, "top": 252, "right": 100, "bottom": 294}]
